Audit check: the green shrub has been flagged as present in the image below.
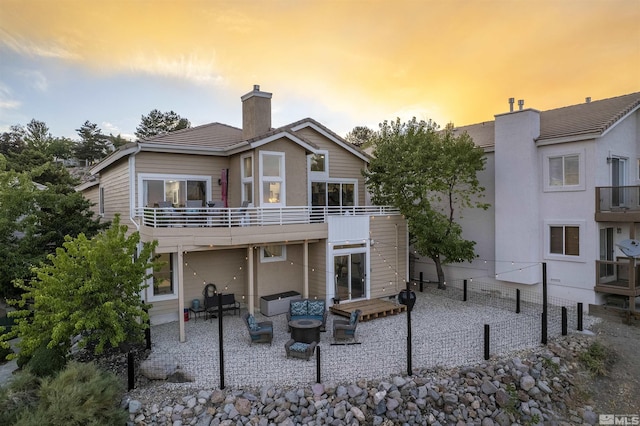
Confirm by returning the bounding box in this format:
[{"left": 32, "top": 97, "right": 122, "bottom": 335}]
[
  {"left": 16, "top": 361, "right": 127, "bottom": 426},
  {"left": 0, "top": 344, "right": 12, "bottom": 364},
  {"left": 579, "top": 340, "right": 611, "bottom": 376},
  {"left": 27, "top": 344, "right": 67, "bottom": 377},
  {"left": 0, "top": 370, "right": 41, "bottom": 425}
]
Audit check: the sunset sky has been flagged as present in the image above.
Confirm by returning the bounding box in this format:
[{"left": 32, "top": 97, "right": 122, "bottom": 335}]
[{"left": 1, "top": 0, "right": 638, "bottom": 141}]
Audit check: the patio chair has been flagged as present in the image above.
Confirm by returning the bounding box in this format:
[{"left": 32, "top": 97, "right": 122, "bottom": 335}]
[
  {"left": 285, "top": 339, "right": 317, "bottom": 360},
  {"left": 203, "top": 283, "right": 218, "bottom": 320},
  {"left": 333, "top": 309, "right": 361, "bottom": 342},
  {"left": 242, "top": 312, "right": 273, "bottom": 345}
]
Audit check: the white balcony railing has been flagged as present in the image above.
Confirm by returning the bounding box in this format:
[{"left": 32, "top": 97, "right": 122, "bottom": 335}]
[{"left": 136, "top": 205, "right": 401, "bottom": 228}]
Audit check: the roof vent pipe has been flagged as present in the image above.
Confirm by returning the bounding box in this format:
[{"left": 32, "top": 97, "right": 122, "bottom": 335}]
[
  {"left": 518, "top": 99, "right": 524, "bottom": 110},
  {"left": 508, "top": 98, "right": 515, "bottom": 112},
  {"left": 585, "top": 97, "right": 591, "bottom": 103}
]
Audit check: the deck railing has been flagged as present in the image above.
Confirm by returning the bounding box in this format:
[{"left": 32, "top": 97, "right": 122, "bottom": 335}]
[
  {"left": 595, "top": 258, "right": 640, "bottom": 297},
  {"left": 596, "top": 186, "right": 640, "bottom": 213},
  {"left": 136, "top": 205, "right": 401, "bottom": 228}
]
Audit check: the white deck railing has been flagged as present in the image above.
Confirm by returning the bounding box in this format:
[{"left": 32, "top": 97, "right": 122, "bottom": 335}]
[{"left": 136, "top": 205, "right": 401, "bottom": 228}]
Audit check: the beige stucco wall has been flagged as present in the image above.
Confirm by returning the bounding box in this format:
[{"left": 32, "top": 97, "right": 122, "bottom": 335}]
[{"left": 369, "top": 215, "right": 408, "bottom": 298}]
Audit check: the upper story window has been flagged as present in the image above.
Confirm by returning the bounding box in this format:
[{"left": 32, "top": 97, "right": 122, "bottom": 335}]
[
  {"left": 99, "top": 187, "right": 105, "bottom": 216},
  {"left": 308, "top": 151, "right": 328, "bottom": 178},
  {"left": 311, "top": 181, "right": 356, "bottom": 207},
  {"left": 549, "top": 155, "right": 579, "bottom": 186},
  {"left": 259, "top": 151, "right": 285, "bottom": 206},
  {"left": 549, "top": 225, "right": 579, "bottom": 256},
  {"left": 241, "top": 154, "right": 253, "bottom": 204},
  {"left": 543, "top": 150, "right": 585, "bottom": 192},
  {"left": 139, "top": 174, "right": 210, "bottom": 207}
]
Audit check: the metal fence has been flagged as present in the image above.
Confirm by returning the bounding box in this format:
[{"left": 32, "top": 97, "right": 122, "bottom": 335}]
[{"left": 122, "top": 278, "right": 587, "bottom": 391}]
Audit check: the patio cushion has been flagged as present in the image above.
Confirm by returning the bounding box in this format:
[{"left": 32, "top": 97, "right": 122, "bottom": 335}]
[
  {"left": 349, "top": 310, "right": 359, "bottom": 325},
  {"left": 247, "top": 314, "right": 259, "bottom": 331},
  {"left": 289, "top": 342, "right": 310, "bottom": 353},
  {"left": 307, "top": 300, "right": 325, "bottom": 316},
  {"left": 290, "top": 300, "right": 308, "bottom": 316}
]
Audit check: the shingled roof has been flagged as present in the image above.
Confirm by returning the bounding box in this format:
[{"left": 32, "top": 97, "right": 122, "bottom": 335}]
[{"left": 454, "top": 91, "right": 640, "bottom": 149}]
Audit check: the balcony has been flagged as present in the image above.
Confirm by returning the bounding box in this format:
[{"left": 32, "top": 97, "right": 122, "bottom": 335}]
[
  {"left": 595, "top": 258, "right": 640, "bottom": 298},
  {"left": 595, "top": 186, "right": 640, "bottom": 222},
  {"left": 136, "top": 205, "right": 400, "bottom": 228}
]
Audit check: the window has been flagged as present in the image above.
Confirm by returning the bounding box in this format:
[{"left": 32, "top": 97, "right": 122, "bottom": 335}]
[
  {"left": 152, "top": 253, "right": 174, "bottom": 296},
  {"left": 261, "top": 245, "right": 286, "bottom": 262},
  {"left": 549, "top": 155, "right": 579, "bottom": 186},
  {"left": 550, "top": 225, "right": 580, "bottom": 256},
  {"left": 311, "top": 181, "right": 356, "bottom": 207},
  {"left": 139, "top": 174, "right": 210, "bottom": 207},
  {"left": 99, "top": 187, "right": 105, "bottom": 215},
  {"left": 308, "top": 151, "right": 328, "bottom": 178},
  {"left": 259, "top": 151, "right": 285, "bottom": 205},
  {"left": 241, "top": 154, "right": 253, "bottom": 204}
]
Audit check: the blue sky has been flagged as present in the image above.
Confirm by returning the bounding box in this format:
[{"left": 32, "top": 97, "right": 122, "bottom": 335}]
[{"left": 1, "top": 0, "right": 638, "bottom": 141}]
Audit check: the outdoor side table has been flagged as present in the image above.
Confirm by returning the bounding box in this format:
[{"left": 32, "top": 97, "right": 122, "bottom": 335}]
[
  {"left": 189, "top": 306, "right": 207, "bottom": 321},
  {"left": 288, "top": 319, "right": 322, "bottom": 344}
]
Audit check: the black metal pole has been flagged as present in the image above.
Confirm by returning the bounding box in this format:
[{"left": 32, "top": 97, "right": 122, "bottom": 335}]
[
  {"left": 577, "top": 302, "right": 583, "bottom": 331},
  {"left": 463, "top": 279, "right": 468, "bottom": 302},
  {"left": 516, "top": 289, "right": 521, "bottom": 314},
  {"left": 561, "top": 307, "right": 567, "bottom": 336},
  {"left": 218, "top": 293, "right": 225, "bottom": 389},
  {"left": 406, "top": 281, "right": 412, "bottom": 376},
  {"left": 316, "top": 345, "right": 321, "bottom": 384},
  {"left": 127, "top": 352, "right": 135, "bottom": 391},
  {"left": 143, "top": 305, "right": 151, "bottom": 350},
  {"left": 419, "top": 272, "right": 424, "bottom": 292},
  {"left": 542, "top": 262, "right": 548, "bottom": 344},
  {"left": 484, "top": 324, "right": 490, "bottom": 360}
]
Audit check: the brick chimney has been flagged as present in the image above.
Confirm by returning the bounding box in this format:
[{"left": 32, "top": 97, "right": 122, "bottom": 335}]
[{"left": 241, "top": 85, "right": 272, "bottom": 140}]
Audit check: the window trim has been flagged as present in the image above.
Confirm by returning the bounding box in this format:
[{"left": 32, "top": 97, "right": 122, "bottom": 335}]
[
  {"left": 308, "top": 150, "right": 329, "bottom": 179},
  {"left": 147, "top": 252, "right": 178, "bottom": 302},
  {"left": 544, "top": 220, "right": 585, "bottom": 262},
  {"left": 137, "top": 173, "right": 212, "bottom": 208},
  {"left": 309, "top": 178, "right": 358, "bottom": 207},
  {"left": 260, "top": 245, "right": 287, "bottom": 263},
  {"left": 259, "top": 151, "right": 285, "bottom": 206},
  {"left": 241, "top": 154, "right": 254, "bottom": 204},
  {"left": 542, "top": 150, "right": 585, "bottom": 192},
  {"left": 98, "top": 186, "right": 105, "bottom": 216}
]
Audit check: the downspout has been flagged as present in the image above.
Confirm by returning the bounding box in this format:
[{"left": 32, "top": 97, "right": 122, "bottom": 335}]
[{"left": 129, "top": 144, "right": 142, "bottom": 230}]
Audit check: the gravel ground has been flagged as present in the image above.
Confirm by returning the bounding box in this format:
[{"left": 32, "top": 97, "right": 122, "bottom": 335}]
[{"left": 139, "top": 287, "right": 597, "bottom": 392}]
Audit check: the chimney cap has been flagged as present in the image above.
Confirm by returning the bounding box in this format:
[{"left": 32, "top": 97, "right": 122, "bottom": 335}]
[
  {"left": 253, "top": 84, "right": 260, "bottom": 91},
  {"left": 241, "top": 85, "right": 272, "bottom": 101}
]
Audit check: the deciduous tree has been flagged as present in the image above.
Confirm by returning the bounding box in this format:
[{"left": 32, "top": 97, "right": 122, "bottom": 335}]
[
  {"left": 10, "top": 216, "right": 158, "bottom": 358},
  {"left": 363, "top": 118, "right": 489, "bottom": 288}
]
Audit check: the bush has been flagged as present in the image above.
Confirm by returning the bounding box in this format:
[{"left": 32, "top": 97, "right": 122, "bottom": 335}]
[
  {"left": 16, "top": 361, "right": 127, "bottom": 426},
  {"left": 579, "top": 340, "right": 612, "bottom": 376},
  {"left": 0, "top": 344, "right": 12, "bottom": 364},
  {"left": 27, "top": 344, "right": 67, "bottom": 377},
  {"left": 0, "top": 370, "right": 41, "bottom": 425}
]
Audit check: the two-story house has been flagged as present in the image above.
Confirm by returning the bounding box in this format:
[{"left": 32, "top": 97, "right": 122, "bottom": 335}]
[
  {"left": 79, "top": 86, "right": 408, "bottom": 341},
  {"left": 414, "top": 92, "right": 640, "bottom": 312}
]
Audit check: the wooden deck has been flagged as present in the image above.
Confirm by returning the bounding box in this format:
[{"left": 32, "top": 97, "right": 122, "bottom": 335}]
[{"left": 330, "top": 298, "right": 407, "bottom": 322}]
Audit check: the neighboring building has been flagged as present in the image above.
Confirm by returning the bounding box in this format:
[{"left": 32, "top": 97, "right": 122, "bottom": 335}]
[
  {"left": 414, "top": 92, "right": 640, "bottom": 311},
  {"left": 80, "top": 85, "right": 408, "bottom": 341}
]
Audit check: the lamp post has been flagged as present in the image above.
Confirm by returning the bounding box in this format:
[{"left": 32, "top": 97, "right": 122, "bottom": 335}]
[{"left": 399, "top": 281, "right": 416, "bottom": 376}]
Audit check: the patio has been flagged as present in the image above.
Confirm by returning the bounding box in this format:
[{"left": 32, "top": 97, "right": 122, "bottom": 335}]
[{"left": 143, "top": 288, "right": 586, "bottom": 391}]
